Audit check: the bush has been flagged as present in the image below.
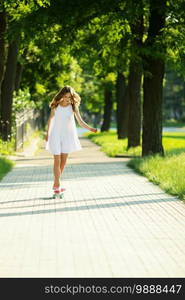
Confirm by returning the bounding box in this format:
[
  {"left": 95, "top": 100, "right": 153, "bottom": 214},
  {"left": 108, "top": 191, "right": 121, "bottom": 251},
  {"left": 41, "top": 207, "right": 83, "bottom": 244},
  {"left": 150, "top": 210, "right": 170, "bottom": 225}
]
[{"left": 12, "top": 88, "right": 36, "bottom": 113}]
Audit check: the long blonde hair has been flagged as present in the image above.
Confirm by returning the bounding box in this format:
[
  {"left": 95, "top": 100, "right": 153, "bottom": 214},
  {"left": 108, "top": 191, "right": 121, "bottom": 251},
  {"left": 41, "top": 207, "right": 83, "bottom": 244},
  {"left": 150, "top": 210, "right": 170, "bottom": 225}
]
[{"left": 49, "top": 85, "right": 81, "bottom": 112}]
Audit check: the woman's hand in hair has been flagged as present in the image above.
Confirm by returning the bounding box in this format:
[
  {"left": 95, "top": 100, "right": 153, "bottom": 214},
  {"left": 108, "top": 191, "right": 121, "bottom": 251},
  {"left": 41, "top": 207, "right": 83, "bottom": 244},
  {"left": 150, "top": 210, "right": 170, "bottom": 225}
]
[{"left": 57, "top": 98, "right": 64, "bottom": 104}]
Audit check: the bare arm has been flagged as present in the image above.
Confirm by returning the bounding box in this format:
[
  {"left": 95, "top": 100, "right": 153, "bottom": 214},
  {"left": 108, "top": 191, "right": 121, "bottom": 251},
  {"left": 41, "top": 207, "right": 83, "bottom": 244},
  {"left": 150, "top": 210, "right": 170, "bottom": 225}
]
[
  {"left": 45, "top": 108, "right": 55, "bottom": 141},
  {"left": 74, "top": 106, "right": 97, "bottom": 132}
]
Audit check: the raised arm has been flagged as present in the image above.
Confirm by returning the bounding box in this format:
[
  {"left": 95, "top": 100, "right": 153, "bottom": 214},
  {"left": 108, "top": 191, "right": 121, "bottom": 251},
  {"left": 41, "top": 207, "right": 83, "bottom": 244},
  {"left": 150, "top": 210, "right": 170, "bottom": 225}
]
[{"left": 74, "top": 106, "right": 97, "bottom": 133}]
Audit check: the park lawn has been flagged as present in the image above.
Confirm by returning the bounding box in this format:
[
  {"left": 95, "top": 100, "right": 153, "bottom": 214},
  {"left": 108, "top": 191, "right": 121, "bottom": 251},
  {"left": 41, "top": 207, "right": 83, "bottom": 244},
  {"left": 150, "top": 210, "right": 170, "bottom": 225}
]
[
  {"left": 0, "top": 156, "right": 15, "bottom": 181},
  {"left": 83, "top": 130, "right": 141, "bottom": 157},
  {"left": 128, "top": 152, "right": 185, "bottom": 201},
  {"left": 111, "top": 119, "right": 185, "bottom": 129},
  {"left": 84, "top": 130, "right": 185, "bottom": 201}
]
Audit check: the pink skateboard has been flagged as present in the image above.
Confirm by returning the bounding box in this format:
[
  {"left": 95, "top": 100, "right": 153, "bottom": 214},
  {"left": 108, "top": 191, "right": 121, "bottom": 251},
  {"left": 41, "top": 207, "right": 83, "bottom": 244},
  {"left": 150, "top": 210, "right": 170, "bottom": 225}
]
[{"left": 53, "top": 187, "right": 66, "bottom": 199}]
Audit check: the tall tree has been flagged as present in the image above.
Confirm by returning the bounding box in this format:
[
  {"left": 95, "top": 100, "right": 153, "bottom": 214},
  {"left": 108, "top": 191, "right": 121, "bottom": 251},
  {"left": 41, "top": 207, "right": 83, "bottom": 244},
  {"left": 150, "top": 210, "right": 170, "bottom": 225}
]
[
  {"left": 142, "top": 0, "right": 166, "bottom": 156},
  {"left": 0, "top": 38, "right": 20, "bottom": 140},
  {"left": 127, "top": 1, "right": 144, "bottom": 148},
  {"left": 0, "top": 7, "right": 7, "bottom": 97},
  {"left": 101, "top": 83, "right": 113, "bottom": 131},
  {"left": 15, "top": 61, "right": 23, "bottom": 92},
  {"left": 127, "top": 60, "right": 142, "bottom": 148},
  {"left": 0, "top": 0, "right": 49, "bottom": 140},
  {"left": 116, "top": 72, "right": 129, "bottom": 138}
]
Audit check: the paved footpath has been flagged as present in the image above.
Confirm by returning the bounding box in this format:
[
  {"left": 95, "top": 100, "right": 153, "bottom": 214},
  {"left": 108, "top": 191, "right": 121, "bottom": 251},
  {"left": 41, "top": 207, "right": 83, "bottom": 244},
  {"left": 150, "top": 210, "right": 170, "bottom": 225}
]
[{"left": 0, "top": 136, "right": 185, "bottom": 278}]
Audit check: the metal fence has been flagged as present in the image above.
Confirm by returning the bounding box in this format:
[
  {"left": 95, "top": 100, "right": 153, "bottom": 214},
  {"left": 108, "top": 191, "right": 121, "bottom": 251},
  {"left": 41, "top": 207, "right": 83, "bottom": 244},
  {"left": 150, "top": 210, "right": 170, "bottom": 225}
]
[{"left": 15, "top": 108, "right": 42, "bottom": 150}]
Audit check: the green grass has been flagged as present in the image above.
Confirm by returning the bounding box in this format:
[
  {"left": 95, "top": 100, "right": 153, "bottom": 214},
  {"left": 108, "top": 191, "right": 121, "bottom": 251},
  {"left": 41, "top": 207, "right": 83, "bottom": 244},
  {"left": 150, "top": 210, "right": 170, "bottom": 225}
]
[
  {"left": 83, "top": 130, "right": 141, "bottom": 157},
  {"left": 110, "top": 119, "right": 185, "bottom": 129},
  {"left": 84, "top": 130, "right": 185, "bottom": 201},
  {"left": 0, "top": 156, "right": 15, "bottom": 181},
  {"left": 128, "top": 153, "right": 185, "bottom": 200}
]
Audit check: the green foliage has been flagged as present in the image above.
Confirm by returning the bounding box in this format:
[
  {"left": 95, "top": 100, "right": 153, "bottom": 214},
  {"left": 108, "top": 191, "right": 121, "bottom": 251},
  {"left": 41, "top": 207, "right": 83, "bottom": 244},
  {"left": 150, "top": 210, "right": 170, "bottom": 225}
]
[
  {"left": 3, "top": 0, "right": 50, "bottom": 19},
  {"left": 1, "top": 0, "right": 185, "bottom": 142},
  {"left": 80, "top": 78, "right": 104, "bottom": 113},
  {"left": 73, "top": 14, "right": 131, "bottom": 77},
  {"left": 56, "top": 55, "right": 84, "bottom": 92},
  {"left": 11, "top": 0, "right": 184, "bottom": 123},
  {"left": 12, "top": 88, "right": 36, "bottom": 113},
  {"left": 35, "top": 82, "right": 47, "bottom": 95},
  {"left": 0, "top": 139, "right": 15, "bottom": 156},
  {"left": 164, "top": 2, "right": 185, "bottom": 77}
]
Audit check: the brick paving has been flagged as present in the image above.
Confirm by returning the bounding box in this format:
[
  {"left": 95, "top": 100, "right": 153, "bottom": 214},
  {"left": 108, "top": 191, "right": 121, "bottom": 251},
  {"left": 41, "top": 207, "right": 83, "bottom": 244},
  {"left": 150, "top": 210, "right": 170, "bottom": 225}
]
[{"left": 0, "top": 136, "right": 185, "bottom": 277}]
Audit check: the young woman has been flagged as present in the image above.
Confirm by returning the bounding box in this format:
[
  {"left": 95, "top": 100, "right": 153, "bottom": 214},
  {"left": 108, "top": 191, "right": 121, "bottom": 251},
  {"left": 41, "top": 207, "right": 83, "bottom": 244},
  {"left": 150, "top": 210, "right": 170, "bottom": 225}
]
[{"left": 45, "top": 85, "right": 97, "bottom": 195}]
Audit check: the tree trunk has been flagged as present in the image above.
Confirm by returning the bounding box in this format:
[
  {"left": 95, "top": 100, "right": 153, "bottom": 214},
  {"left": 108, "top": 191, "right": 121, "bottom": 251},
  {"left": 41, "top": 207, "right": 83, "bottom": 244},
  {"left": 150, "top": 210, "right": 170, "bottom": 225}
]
[
  {"left": 142, "top": 59, "right": 165, "bottom": 156},
  {"left": 127, "top": 61, "right": 142, "bottom": 148},
  {"left": 101, "top": 85, "right": 113, "bottom": 131},
  {"left": 0, "top": 39, "right": 19, "bottom": 140},
  {"left": 15, "top": 61, "right": 23, "bottom": 91},
  {"left": 93, "top": 112, "right": 101, "bottom": 128},
  {"left": 127, "top": 12, "right": 143, "bottom": 149},
  {"left": 142, "top": 0, "right": 166, "bottom": 156},
  {"left": 0, "top": 11, "right": 7, "bottom": 96},
  {"left": 116, "top": 72, "right": 129, "bottom": 138}
]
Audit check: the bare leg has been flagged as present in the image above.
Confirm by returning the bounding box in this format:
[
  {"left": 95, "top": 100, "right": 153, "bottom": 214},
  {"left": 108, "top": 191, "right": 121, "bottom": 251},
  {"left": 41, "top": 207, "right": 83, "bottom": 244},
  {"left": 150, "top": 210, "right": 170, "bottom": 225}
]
[
  {"left": 53, "top": 155, "right": 61, "bottom": 188},
  {"left": 60, "top": 153, "right": 68, "bottom": 177}
]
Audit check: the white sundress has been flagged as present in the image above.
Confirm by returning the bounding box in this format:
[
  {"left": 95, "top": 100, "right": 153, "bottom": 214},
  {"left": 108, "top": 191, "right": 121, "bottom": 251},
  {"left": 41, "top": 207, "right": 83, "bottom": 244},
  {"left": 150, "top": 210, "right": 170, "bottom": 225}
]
[{"left": 45, "top": 104, "right": 82, "bottom": 155}]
